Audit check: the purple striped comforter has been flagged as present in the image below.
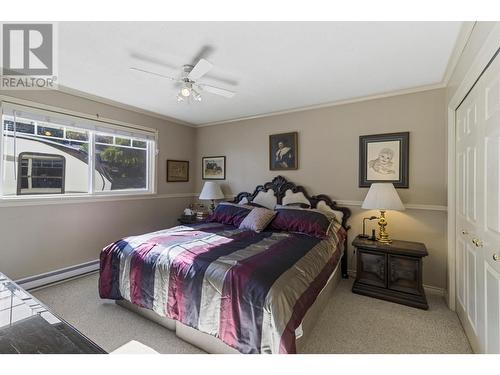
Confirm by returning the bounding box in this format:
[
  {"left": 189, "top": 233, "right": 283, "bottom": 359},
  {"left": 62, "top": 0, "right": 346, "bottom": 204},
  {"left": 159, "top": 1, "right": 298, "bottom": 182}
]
[{"left": 99, "top": 221, "right": 346, "bottom": 354}]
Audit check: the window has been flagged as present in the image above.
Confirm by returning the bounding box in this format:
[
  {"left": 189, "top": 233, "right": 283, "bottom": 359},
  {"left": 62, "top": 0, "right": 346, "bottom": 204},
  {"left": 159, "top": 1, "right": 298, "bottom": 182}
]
[
  {"left": 94, "top": 132, "right": 148, "bottom": 191},
  {"left": 0, "top": 103, "right": 157, "bottom": 199}
]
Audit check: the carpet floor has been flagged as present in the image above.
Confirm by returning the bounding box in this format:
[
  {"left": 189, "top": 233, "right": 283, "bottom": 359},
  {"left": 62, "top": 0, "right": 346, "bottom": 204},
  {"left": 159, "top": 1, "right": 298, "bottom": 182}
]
[{"left": 32, "top": 273, "right": 472, "bottom": 354}]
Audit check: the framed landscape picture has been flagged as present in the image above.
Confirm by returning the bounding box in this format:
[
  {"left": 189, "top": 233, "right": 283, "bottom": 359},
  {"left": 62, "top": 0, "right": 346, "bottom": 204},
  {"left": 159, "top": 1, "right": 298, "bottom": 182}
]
[
  {"left": 269, "top": 131, "right": 298, "bottom": 170},
  {"left": 359, "top": 132, "right": 409, "bottom": 188},
  {"left": 202, "top": 156, "right": 226, "bottom": 180},
  {"left": 166, "top": 160, "right": 189, "bottom": 182}
]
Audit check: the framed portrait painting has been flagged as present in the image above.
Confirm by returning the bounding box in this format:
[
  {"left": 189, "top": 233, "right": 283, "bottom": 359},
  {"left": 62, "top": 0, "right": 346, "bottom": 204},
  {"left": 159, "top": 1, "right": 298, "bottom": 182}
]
[
  {"left": 167, "top": 160, "right": 189, "bottom": 182},
  {"left": 269, "top": 132, "right": 298, "bottom": 170},
  {"left": 359, "top": 132, "right": 409, "bottom": 188},
  {"left": 202, "top": 156, "right": 226, "bottom": 180}
]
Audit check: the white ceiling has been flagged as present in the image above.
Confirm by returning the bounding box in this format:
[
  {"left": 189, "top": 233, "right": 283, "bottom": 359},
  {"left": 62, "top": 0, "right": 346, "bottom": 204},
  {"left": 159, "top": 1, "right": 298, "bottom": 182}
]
[{"left": 58, "top": 22, "right": 462, "bottom": 126}]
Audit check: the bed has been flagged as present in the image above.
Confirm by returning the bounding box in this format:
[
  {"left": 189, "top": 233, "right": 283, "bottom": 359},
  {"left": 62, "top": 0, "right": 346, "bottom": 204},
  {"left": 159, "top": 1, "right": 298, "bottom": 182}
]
[{"left": 99, "top": 176, "right": 351, "bottom": 354}]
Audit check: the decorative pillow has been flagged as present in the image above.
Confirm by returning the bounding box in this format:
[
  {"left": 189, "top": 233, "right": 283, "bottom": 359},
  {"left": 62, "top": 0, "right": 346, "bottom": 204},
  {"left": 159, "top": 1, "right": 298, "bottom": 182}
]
[
  {"left": 239, "top": 207, "right": 276, "bottom": 233},
  {"left": 208, "top": 202, "right": 253, "bottom": 227},
  {"left": 270, "top": 206, "right": 335, "bottom": 239}
]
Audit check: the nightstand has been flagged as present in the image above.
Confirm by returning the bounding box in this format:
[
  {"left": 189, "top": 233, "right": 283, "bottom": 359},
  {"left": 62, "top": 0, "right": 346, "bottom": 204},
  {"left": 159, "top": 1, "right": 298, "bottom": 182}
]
[
  {"left": 177, "top": 215, "right": 205, "bottom": 225},
  {"left": 351, "top": 235, "right": 429, "bottom": 310}
]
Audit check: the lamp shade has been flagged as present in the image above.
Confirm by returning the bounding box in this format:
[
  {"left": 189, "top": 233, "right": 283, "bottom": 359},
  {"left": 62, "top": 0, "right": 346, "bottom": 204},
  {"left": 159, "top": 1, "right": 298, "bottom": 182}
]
[
  {"left": 199, "top": 182, "right": 224, "bottom": 200},
  {"left": 361, "top": 183, "right": 405, "bottom": 211}
]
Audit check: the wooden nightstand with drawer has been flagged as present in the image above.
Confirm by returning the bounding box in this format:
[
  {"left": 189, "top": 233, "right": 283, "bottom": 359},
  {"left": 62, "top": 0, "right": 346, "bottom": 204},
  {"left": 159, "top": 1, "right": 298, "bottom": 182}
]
[{"left": 351, "top": 235, "right": 429, "bottom": 310}]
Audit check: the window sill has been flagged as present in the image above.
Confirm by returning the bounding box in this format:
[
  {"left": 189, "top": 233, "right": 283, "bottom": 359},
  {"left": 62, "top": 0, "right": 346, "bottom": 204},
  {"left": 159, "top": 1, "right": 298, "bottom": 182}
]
[{"left": 0, "top": 192, "right": 195, "bottom": 207}]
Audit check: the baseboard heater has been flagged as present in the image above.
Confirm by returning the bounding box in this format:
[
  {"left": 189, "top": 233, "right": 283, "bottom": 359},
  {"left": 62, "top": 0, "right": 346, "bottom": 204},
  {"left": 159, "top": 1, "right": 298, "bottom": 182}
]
[{"left": 15, "top": 259, "right": 100, "bottom": 291}]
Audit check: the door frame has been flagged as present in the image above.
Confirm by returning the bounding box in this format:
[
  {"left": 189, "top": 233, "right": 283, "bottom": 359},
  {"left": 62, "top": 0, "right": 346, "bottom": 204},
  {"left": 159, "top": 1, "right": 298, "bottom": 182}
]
[{"left": 447, "top": 23, "right": 500, "bottom": 311}]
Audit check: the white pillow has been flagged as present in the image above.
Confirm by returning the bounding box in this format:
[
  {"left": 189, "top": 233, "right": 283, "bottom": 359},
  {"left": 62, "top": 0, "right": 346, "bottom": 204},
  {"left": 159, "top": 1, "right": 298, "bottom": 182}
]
[
  {"left": 316, "top": 200, "right": 344, "bottom": 223},
  {"left": 238, "top": 197, "right": 249, "bottom": 205},
  {"left": 252, "top": 190, "right": 277, "bottom": 210},
  {"left": 282, "top": 190, "right": 311, "bottom": 207}
]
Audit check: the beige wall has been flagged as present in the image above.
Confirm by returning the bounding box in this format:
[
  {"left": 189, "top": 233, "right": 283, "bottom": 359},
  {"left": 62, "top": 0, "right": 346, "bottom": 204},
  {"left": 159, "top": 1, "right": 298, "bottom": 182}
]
[
  {"left": 195, "top": 88, "right": 448, "bottom": 289},
  {"left": 0, "top": 90, "right": 196, "bottom": 280},
  {"left": 1, "top": 198, "right": 190, "bottom": 280}
]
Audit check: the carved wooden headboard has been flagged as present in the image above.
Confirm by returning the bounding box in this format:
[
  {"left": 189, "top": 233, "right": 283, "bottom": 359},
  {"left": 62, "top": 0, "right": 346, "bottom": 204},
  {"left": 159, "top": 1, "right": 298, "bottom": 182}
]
[
  {"left": 232, "top": 175, "right": 351, "bottom": 229},
  {"left": 232, "top": 176, "right": 351, "bottom": 279}
]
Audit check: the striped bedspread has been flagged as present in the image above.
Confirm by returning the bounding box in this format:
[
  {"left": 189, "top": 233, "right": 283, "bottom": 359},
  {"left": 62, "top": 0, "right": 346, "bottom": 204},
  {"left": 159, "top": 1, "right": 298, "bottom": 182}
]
[{"left": 99, "top": 221, "right": 346, "bottom": 354}]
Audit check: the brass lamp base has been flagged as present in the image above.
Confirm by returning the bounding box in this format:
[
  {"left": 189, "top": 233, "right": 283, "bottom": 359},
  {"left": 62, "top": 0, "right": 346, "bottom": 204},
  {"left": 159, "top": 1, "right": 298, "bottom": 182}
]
[{"left": 376, "top": 210, "right": 392, "bottom": 244}]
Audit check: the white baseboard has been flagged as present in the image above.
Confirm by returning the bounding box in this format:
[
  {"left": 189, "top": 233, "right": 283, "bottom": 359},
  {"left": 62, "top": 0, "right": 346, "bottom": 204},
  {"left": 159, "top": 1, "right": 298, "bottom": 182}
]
[
  {"left": 15, "top": 259, "right": 100, "bottom": 291},
  {"left": 423, "top": 284, "right": 446, "bottom": 297},
  {"left": 347, "top": 269, "right": 357, "bottom": 278},
  {"left": 347, "top": 269, "right": 446, "bottom": 297}
]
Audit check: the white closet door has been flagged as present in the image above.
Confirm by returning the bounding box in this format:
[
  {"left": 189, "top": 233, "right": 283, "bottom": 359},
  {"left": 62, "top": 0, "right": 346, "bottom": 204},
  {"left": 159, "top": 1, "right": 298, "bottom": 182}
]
[
  {"left": 456, "top": 51, "right": 500, "bottom": 353},
  {"left": 456, "top": 81, "right": 483, "bottom": 351},
  {"left": 482, "top": 53, "right": 500, "bottom": 353}
]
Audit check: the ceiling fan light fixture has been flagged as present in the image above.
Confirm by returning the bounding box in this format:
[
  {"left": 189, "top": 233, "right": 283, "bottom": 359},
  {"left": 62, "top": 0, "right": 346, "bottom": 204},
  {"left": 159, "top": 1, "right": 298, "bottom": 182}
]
[
  {"left": 180, "top": 82, "right": 192, "bottom": 97},
  {"left": 132, "top": 56, "right": 235, "bottom": 104},
  {"left": 192, "top": 89, "right": 202, "bottom": 102}
]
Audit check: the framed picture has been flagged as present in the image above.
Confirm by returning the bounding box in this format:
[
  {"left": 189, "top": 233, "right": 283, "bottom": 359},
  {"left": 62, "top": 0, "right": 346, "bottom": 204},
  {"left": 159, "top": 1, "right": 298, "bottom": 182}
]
[
  {"left": 359, "top": 132, "right": 409, "bottom": 188},
  {"left": 269, "top": 132, "right": 298, "bottom": 170},
  {"left": 202, "top": 156, "right": 226, "bottom": 180},
  {"left": 167, "top": 160, "right": 189, "bottom": 182}
]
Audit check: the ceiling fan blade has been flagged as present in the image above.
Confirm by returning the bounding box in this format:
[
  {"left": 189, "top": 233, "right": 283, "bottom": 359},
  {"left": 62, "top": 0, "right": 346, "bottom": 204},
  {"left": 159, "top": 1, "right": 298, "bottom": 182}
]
[
  {"left": 130, "top": 67, "right": 179, "bottom": 82},
  {"left": 130, "top": 52, "right": 178, "bottom": 71},
  {"left": 191, "top": 45, "right": 215, "bottom": 65},
  {"left": 188, "top": 58, "right": 213, "bottom": 80},
  {"left": 198, "top": 84, "right": 235, "bottom": 98}
]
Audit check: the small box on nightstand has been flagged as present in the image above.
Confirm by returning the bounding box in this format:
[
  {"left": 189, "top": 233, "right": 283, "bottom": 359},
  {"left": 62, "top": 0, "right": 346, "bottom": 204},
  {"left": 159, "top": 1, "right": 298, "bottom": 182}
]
[{"left": 177, "top": 215, "right": 204, "bottom": 225}]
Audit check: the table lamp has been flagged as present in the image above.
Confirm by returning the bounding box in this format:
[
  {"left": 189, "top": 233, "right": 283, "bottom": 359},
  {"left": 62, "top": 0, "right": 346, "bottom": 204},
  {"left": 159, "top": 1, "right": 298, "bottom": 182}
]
[
  {"left": 361, "top": 183, "right": 405, "bottom": 244},
  {"left": 199, "top": 181, "right": 224, "bottom": 211}
]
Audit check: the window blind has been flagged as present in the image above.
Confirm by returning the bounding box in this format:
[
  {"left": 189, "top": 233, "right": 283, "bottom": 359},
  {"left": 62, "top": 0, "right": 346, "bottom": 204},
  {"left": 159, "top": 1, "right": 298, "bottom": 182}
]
[{"left": 1, "top": 102, "right": 157, "bottom": 140}]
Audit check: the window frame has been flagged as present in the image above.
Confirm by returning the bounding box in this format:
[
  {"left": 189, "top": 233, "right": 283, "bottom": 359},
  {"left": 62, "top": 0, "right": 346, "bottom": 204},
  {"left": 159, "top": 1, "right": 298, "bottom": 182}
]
[{"left": 0, "top": 98, "right": 158, "bottom": 203}]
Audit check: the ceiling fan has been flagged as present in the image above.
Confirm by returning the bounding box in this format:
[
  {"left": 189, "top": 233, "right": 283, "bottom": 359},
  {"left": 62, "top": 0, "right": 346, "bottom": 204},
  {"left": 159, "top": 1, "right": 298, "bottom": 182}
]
[{"left": 130, "top": 58, "right": 236, "bottom": 103}]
